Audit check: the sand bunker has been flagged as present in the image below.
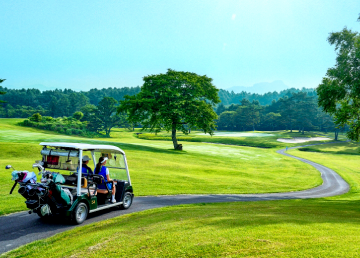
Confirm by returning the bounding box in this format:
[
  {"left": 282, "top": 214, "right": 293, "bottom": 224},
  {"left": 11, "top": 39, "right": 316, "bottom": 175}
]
[{"left": 277, "top": 137, "right": 331, "bottom": 143}]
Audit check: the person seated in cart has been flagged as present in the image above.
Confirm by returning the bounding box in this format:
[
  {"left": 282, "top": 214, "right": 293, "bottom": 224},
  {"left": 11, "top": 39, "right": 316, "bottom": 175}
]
[
  {"left": 95, "top": 156, "right": 116, "bottom": 203},
  {"left": 81, "top": 155, "right": 93, "bottom": 176}
]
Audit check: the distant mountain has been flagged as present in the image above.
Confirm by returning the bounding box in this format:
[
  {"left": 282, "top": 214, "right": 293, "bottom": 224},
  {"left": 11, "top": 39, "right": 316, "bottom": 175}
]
[{"left": 226, "top": 80, "right": 291, "bottom": 94}]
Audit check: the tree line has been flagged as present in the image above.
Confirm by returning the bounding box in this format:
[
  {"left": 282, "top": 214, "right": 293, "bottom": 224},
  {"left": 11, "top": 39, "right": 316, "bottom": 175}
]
[
  {"left": 218, "top": 87, "right": 317, "bottom": 106},
  {"left": 0, "top": 79, "right": 338, "bottom": 140},
  {"left": 216, "top": 91, "right": 338, "bottom": 135},
  {"left": 0, "top": 84, "right": 316, "bottom": 119},
  {"left": 19, "top": 96, "right": 133, "bottom": 138},
  {"left": 0, "top": 87, "right": 141, "bottom": 118}
]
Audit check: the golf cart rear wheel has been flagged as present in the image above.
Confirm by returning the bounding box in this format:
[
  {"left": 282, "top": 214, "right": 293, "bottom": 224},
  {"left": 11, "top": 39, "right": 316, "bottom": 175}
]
[
  {"left": 73, "top": 202, "right": 88, "bottom": 224},
  {"left": 120, "top": 192, "right": 132, "bottom": 210}
]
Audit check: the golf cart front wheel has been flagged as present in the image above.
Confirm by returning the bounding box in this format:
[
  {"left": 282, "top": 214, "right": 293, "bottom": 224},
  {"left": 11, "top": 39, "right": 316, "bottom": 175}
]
[
  {"left": 120, "top": 192, "right": 133, "bottom": 210},
  {"left": 73, "top": 202, "right": 88, "bottom": 224}
]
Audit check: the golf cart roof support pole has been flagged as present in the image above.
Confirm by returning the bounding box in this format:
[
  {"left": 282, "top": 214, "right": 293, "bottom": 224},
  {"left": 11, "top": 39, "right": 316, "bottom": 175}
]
[
  {"left": 91, "top": 151, "right": 96, "bottom": 168},
  {"left": 123, "top": 154, "right": 131, "bottom": 185},
  {"left": 77, "top": 149, "right": 83, "bottom": 196}
]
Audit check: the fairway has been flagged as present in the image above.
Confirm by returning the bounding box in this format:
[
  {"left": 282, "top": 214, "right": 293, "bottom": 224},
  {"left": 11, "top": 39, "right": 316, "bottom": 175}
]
[
  {"left": 1, "top": 119, "right": 357, "bottom": 257},
  {"left": 0, "top": 119, "right": 323, "bottom": 215}
]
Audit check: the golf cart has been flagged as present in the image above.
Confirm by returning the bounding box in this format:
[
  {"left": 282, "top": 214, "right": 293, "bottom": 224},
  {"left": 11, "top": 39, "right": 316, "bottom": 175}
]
[{"left": 7, "top": 142, "right": 134, "bottom": 224}]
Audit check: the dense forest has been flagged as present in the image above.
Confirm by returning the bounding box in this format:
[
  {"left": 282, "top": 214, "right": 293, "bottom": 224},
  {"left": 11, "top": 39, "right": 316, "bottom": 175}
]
[
  {"left": 0, "top": 87, "right": 141, "bottom": 118},
  {"left": 0, "top": 86, "right": 316, "bottom": 118},
  {"left": 218, "top": 87, "right": 317, "bottom": 106},
  {"left": 0, "top": 85, "right": 337, "bottom": 136},
  {"left": 216, "top": 91, "right": 338, "bottom": 135}
]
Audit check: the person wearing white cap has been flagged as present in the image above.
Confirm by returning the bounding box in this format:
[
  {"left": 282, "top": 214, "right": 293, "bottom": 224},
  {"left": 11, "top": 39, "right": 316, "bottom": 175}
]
[
  {"left": 95, "top": 156, "right": 117, "bottom": 203},
  {"left": 81, "top": 155, "right": 93, "bottom": 177}
]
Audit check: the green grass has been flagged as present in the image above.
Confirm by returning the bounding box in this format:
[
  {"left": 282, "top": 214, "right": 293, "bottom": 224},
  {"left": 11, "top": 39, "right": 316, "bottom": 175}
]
[
  {"left": 5, "top": 199, "right": 360, "bottom": 258},
  {"left": 0, "top": 119, "right": 322, "bottom": 215},
  {"left": 4, "top": 119, "right": 360, "bottom": 257},
  {"left": 299, "top": 141, "right": 360, "bottom": 155},
  {"left": 137, "top": 130, "right": 337, "bottom": 148}
]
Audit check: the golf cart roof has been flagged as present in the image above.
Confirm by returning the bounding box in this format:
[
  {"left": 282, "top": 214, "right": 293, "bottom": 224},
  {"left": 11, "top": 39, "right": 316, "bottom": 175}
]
[{"left": 39, "top": 142, "right": 125, "bottom": 155}]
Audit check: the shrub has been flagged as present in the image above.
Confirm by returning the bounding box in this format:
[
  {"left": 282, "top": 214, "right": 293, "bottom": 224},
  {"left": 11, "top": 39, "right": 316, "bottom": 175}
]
[
  {"left": 44, "top": 116, "right": 53, "bottom": 122},
  {"left": 298, "top": 147, "right": 321, "bottom": 152},
  {"left": 65, "top": 129, "right": 72, "bottom": 135},
  {"left": 73, "top": 111, "right": 84, "bottom": 121},
  {"left": 29, "top": 113, "right": 42, "bottom": 122},
  {"left": 23, "top": 119, "right": 31, "bottom": 126}
]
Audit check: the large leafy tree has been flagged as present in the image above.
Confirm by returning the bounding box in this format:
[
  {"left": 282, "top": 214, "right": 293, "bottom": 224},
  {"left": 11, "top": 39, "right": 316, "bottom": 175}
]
[
  {"left": 118, "top": 69, "right": 220, "bottom": 150},
  {"left": 279, "top": 96, "right": 296, "bottom": 132},
  {"left": 96, "top": 97, "right": 123, "bottom": 137},
  {"left": 317, "top": 17, "right": 360, "bottom": 140}
]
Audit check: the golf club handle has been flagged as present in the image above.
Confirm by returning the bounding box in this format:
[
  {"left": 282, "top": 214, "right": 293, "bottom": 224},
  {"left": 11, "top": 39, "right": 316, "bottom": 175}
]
[{"left": 9, "top": 181, "right": 18, "bottom": 194}]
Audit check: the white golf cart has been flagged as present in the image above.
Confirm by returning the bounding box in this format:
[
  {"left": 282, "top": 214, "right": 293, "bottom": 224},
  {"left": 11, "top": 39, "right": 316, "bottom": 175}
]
[{"left": 8, "top": 142, "right": 134, "bottom": 224}]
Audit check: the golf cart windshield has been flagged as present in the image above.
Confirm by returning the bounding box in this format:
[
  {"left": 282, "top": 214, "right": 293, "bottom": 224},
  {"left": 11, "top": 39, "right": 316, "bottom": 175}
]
[{"left": 94, "top": 151, "right": 128, "bottom": 181}]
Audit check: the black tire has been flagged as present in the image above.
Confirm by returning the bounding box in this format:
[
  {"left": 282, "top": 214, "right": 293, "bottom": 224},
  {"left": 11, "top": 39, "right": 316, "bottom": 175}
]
[
  {"left": 120, "top": 192, "right": 133, "bottom": 210},
  {"left": 73, "top": 202, "right": 88, "bottom": 224}
]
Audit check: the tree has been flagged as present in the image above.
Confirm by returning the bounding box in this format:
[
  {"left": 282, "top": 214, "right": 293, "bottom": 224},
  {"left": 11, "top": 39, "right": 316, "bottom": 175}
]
[
  {"left": 279, "top": 96, "right": 296, "bottom": 132},
  {"left": 30, "top": 113, "right": 42, "bottom": 122},
  {"left": 97, "top": 97, "right": 122, "bottom": 137},
  {"left": 0, "top": 79, "right": 6, "bottom": 107},
  {"left": 80, "top": 104, "right": 97, "bottom": 121},
  {"left": 118, "top": 69, "right": 220, "bottom": 150},
  {"left": 292, "top": 92, "right": 317, "bottom": 134},
  {"left": 317, "top": 21, "right": 360, "bottom": 141},
  {"left": 216, "top": 103, "right": 226, "bottom": 115},
  {"left": 57, "top": 97, "right": 70, "bottom": 117},
  {"left": 73, "top": 111, "right": 84, "bottom": 120},
  {"left": 217, "top": 111, "right": 236, "bottom": 130},
  {"left": 263, "top": 112, "right": 281, "bottom": 131}
]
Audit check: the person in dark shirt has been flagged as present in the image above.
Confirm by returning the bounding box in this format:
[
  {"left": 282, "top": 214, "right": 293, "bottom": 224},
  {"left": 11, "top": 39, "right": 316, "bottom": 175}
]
[{"left": 81, "top": 155, "right": 93, "bottom": 177}]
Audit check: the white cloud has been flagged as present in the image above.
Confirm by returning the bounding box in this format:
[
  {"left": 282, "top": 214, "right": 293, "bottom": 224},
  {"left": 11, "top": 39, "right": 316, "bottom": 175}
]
[{"left": 231, "top": 14, "right": 236, "bottom": 20}]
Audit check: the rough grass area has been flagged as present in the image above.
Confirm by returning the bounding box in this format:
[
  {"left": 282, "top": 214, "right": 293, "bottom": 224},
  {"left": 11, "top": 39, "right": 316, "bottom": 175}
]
[{"left": 0, "top": 119, "right": 322, "bottom": 215}]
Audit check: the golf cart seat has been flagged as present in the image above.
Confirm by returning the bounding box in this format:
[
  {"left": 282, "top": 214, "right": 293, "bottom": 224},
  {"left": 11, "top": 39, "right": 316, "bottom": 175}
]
[{"left": 92, "top": 174, "right": 114, "bottom": 204}]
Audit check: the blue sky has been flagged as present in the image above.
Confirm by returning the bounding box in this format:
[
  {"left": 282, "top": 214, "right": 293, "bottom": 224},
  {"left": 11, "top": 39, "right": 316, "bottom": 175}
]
[{"left": 1, "top": 0, "right": 359, "bottom": 91}]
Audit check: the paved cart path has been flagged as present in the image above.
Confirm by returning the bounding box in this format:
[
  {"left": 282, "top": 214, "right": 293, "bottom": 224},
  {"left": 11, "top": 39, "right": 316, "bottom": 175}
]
[{"left": 0, "top": 143, "right": 349, "bottom": 255}]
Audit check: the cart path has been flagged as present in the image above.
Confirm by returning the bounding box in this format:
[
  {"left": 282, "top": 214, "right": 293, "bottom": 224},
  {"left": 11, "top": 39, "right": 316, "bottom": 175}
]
[{"left": 0, "top": 143, "right": 349, "bottom": 255}]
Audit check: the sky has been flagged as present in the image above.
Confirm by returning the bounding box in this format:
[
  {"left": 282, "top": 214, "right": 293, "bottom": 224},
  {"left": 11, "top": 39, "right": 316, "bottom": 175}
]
[{"left": 1, "top": 0, "right": 359, "bottom": 91}]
